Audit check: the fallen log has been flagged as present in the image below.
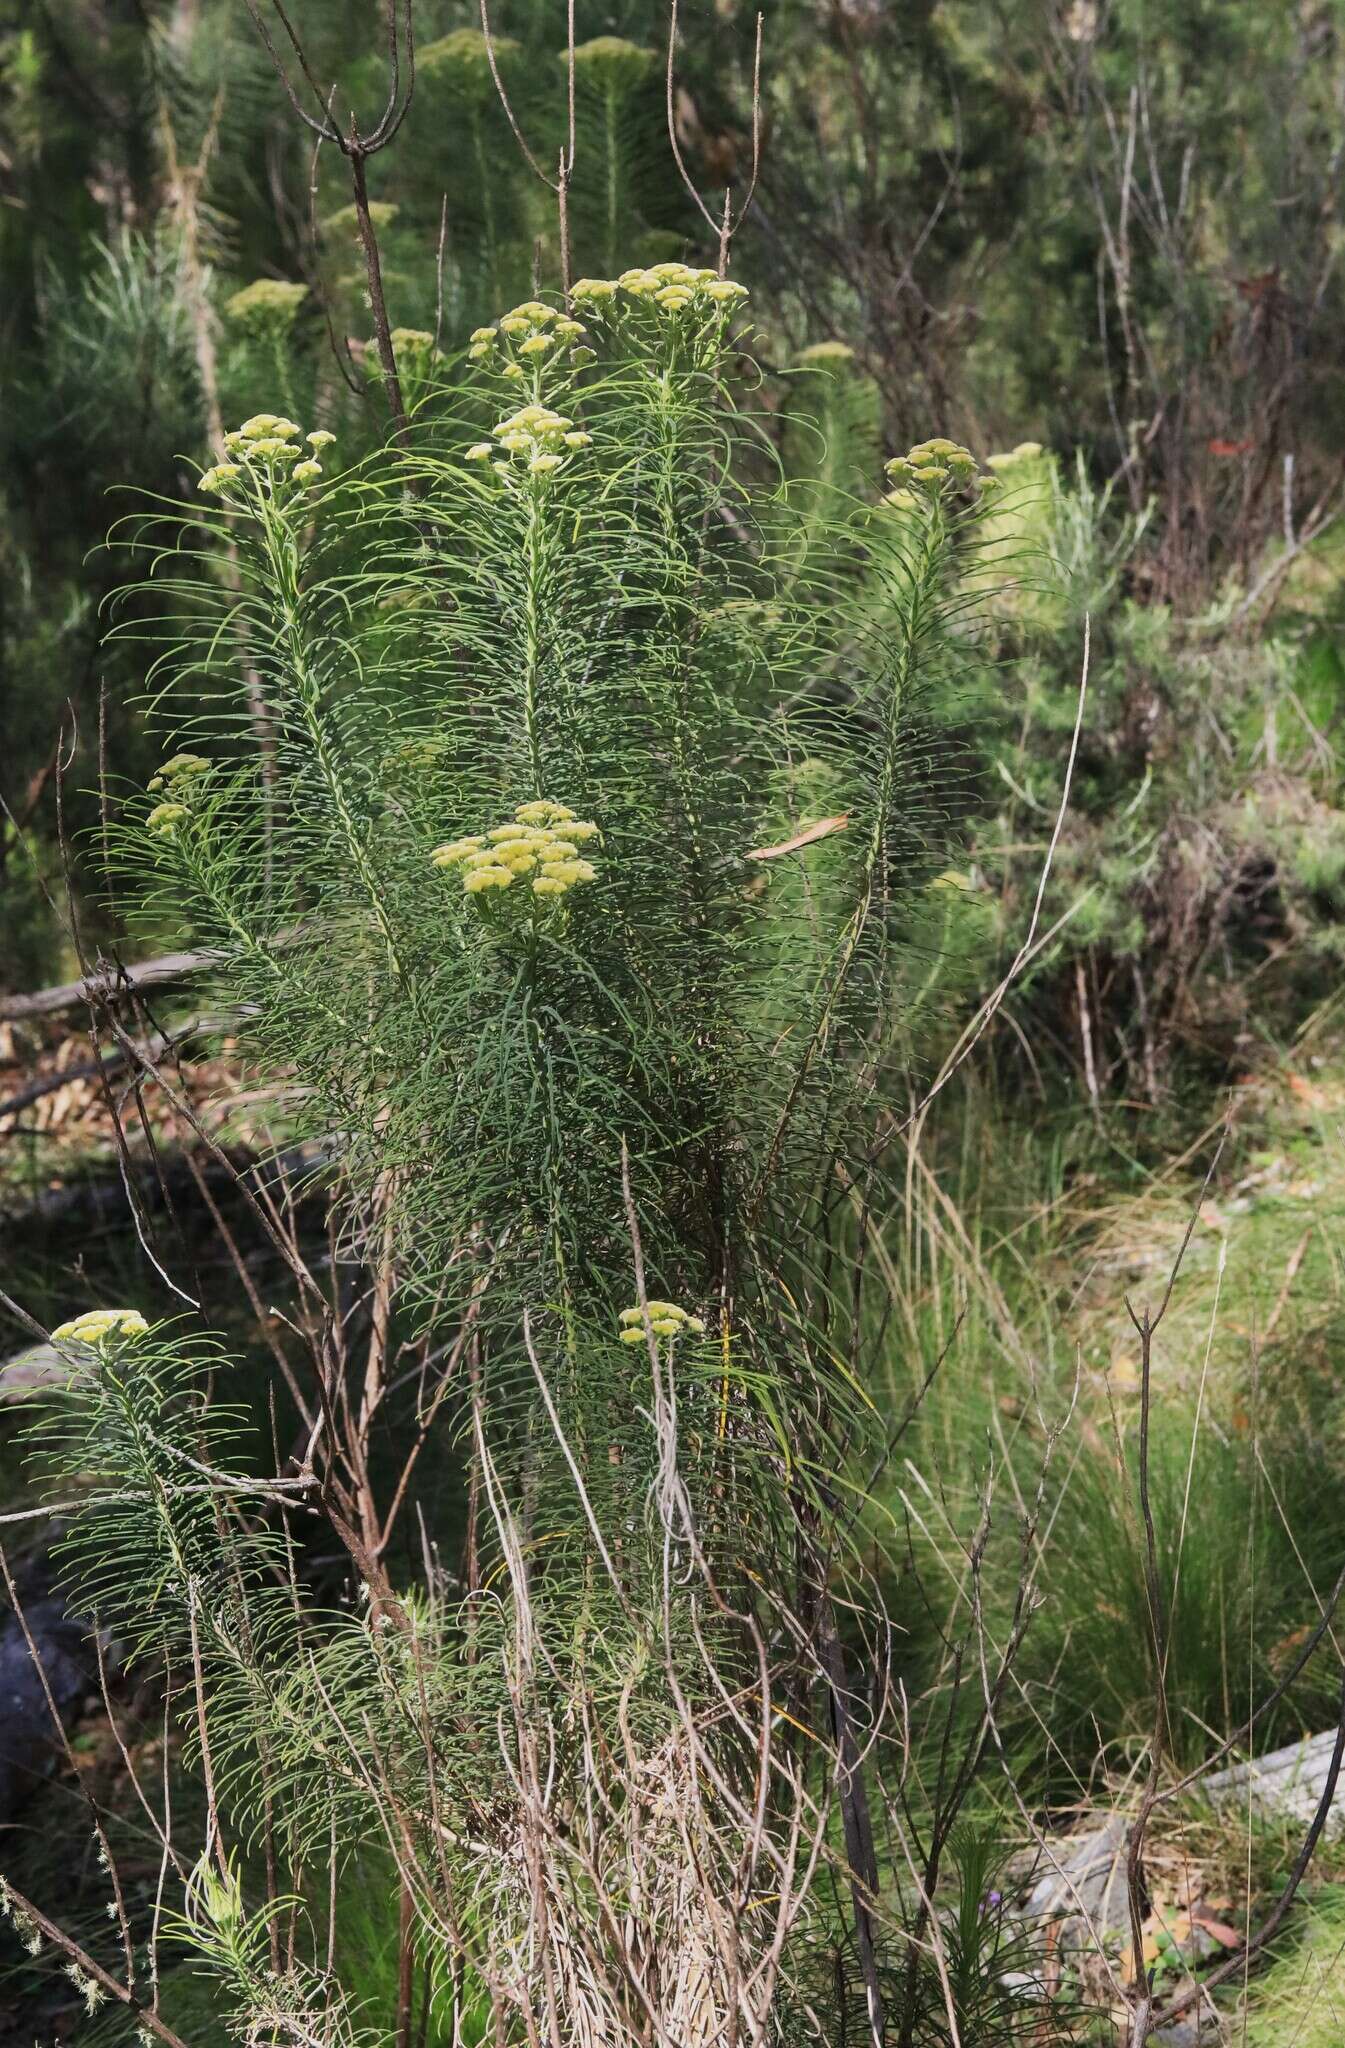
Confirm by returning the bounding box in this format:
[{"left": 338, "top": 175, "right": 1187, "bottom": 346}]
[{"left": 0, "top": 950, "right": 217, "bottom": 1024}]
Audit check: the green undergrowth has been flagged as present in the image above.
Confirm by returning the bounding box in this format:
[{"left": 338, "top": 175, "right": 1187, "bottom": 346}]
[
  {"left": 1239, "top": 1883, "right": 1345, "bottom": 2045},
  {"left": 862, "top": 1033, "right": 1345, "bottom": 1803}
]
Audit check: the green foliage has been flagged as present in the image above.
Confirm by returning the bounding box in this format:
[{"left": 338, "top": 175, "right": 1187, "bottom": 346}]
[{"left": 17, "top": 262, "right": 1023, "bottom": 2043}]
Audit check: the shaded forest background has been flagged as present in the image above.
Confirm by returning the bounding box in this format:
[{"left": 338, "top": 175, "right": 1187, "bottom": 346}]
[{"left": 5, "top": 0, "right": 1345, "bottom": 1090}]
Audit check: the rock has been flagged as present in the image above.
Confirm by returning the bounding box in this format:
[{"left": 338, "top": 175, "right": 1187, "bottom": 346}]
[
  {"left": 0, "top": 1345, "right": 74, "bottom": 1404},
  {"left": 0, "top": 1596, "right": 90, "bottom": 1820},
  {"left": 1020, "top": 1810, "right": 1129, "bottom": 1932},
  {"left": 1202, "top": 1728, "right": 1345, "bottom": 1836}
]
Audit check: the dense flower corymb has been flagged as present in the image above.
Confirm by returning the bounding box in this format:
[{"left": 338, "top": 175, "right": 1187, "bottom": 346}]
[
  {"left": 51, "top": 1309, "right": 150, "bottom": 1347},
  {"left": 148, "top": 753, "right": 211, "bottom": 792},
  {"left": 200, "top": 417, "right": 334, "bottom": 501},
  {"left": 619, "top": 1301, "right": 706, "bottom": 1343},
  {"left": 465, "top": 405, "right": 589, "bottom": 479},
  {"left": 432, "top": 800, "right": 600, "bottom": 922}
]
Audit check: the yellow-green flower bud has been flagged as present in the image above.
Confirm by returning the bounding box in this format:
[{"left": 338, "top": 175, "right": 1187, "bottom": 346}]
[
  {"left": 147, "top": 802, "right": 188, "bottom": 839},
  {"left": 148, "top": 753, "right": 210, "bottom": 790},
  {"left": 198, "top": 464, "right": 242, "bottom": 493}
]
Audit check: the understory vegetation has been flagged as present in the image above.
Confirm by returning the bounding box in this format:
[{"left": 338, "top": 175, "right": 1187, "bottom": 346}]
[{"left": 2, "top": 4, "right": 1345, "bottom": 2046}]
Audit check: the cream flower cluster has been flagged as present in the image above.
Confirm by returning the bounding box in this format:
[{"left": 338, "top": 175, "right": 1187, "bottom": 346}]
[
  {"left": 468, "top": 300, "right": 590, "bottom": 383},
  {"left": 146, "top": 751, "right": 213, "bottom": 840},
  {"left": 147, "top": 801, "right": 188, "bottom": 839},
  {"left": 431, "top": 799, "right": 600, "bottom": 913},
  {"left": 572, "top": 263, "right": 748, "bottom": 318},
  {"left": 199, "top": 415, "right": 335, "bottom": 496},
  {"left": 986, "top": 440, "right": 1044, "bottom": 471},
  {"left": 882, "top": 437, "right": 994, "bottom": 511},
  {"left": 464, "top": 405, "right": 591, "bottom": 477},
  {"left": 618, "top": 1300, "right": 706, "bottom": 1344},
  {"left": 51, "top": 1308, "right": 149, "bottom": 1347},
  {"left": 148, "top": 751, "right": 211, "bottom": 792}
]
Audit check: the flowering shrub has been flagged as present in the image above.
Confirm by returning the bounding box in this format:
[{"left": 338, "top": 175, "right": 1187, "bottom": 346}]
[{"left": 29, "top": 263, "right": 1019, "bottom": 2047}]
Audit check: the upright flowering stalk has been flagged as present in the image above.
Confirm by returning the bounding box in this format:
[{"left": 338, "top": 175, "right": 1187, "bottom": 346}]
[{"left": 80, "top": 261, "right": 1015, "bottom": 2048}]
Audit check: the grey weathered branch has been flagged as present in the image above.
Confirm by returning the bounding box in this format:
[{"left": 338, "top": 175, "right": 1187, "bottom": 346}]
[{"left": 0, "top": 950, "right": 218, "bottom": 1024}]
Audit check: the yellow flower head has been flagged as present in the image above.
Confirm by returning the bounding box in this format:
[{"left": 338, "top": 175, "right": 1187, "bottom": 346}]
[
  {"left": 51, "top": 1309, "right": 150, "bottom": 1347},
  {"left": 499, "top": 315, "right": 531, "bottom": 336},
  {"left": 238, "top": 413, "right": 283, "bottom": 438},
  {"left": 470, "top": 326, "right": 497, "bottom": 345},
  {"left": 431, "top": 837, "right": 484, "bottom": 867},
  {"left": 617, "top": 1300, "right": 703, "bottom": 1340},
  {"left": 307, "top": 429, "right": 336, "bottom": 449},
  {"left": 464, "top": 865, "right": 514, "bottom": 892},
  {"left": 571, "top": 278, "right": 616, "bottom": 302},
  {"left": 198, "top": 464, "right": 242, "bottom": 494},
  {"left": 515, "top": 799, "right": 575, "bottom": 825},
  {"left": 466, "top": 442, "right": 493, "bottom": 462},
  {"left": 293, "top": 460, "right": 322, "bottom": 483}
]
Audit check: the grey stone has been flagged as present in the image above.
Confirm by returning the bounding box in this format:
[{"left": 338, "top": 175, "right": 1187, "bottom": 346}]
[{"left": 1202, "top": 1728, "right": 1345, "bottom": 1836}]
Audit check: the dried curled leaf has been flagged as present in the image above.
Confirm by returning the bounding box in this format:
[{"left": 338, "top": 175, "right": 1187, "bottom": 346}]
[{"left": 746, "top": 813, "right": 850, "bottom": 862}]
